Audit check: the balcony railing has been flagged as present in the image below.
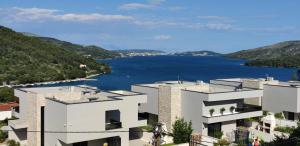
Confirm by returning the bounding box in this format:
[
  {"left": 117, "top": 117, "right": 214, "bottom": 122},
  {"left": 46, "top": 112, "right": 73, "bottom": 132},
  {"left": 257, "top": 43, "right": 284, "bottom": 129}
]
[
  {"left": 235, "top": 104, "right": 262, "bottom": 113},
  {"left": 105, "top": 121, "right": 122, "bottom": 130}
]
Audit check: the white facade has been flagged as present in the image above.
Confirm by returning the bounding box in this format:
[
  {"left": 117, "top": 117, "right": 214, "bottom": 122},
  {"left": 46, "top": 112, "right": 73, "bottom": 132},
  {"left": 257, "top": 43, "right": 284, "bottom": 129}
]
[
  {"left": 132, "top": 79, "right": 264, "bottom": 139},
  {"left": 7, "top": 86, "right": 147, "bottom": 146},
  {"left": 0, "top": 110, "right": 12, "bottom": 120},
  {"left": 263, "top": 81, "right": 300, "bottom": 121}
]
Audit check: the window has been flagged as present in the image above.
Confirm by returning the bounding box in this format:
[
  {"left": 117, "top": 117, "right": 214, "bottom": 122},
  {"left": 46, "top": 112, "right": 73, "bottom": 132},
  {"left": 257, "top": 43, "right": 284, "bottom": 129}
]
[
  {"left": 208, "top": 123, "right": 222, "bottom": 138},
  {"left": 73, "top": 141, "right": 88, "bottom": 146}
]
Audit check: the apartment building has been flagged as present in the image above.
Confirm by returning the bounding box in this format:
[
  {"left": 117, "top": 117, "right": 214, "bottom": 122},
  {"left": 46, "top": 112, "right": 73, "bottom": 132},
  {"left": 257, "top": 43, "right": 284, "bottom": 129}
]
[
  {"left": 263, "top": 81, "right": 300, "bottom": 121},
  {"left": 6, "top": 86, "right": 147, "bottom": 146},
  {"left": 132, "top": 78, "right": 278, "bottom": 138}
]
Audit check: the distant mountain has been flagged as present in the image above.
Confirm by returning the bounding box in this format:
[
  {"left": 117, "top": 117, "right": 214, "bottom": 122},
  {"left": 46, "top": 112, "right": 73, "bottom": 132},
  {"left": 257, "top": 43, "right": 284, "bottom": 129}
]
[
  {"left": 226, "top": 40, "right": 300, "bottom": 68},
  {"left": 173, "top": 51, "right": 221, "bottom": 56},
  {"left": 227, "top": 41, "right": 300, "bottom": 60},
  {"left": 115, "top": 49, "right": 165, "bottom": 57},
  {"left": 36, "top": 37, "right": 120, "bottom": 59},
  {"left": 0, "top": 26, "right": 110, "bottom": 85}
]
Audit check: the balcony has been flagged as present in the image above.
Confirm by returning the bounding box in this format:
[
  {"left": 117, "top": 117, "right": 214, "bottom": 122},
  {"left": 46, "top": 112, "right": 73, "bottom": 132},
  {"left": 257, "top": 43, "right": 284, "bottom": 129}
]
[
  {"left": 105, "top": 121, "right": 122, "bottom": 130},
  {"left": 105, "top": 110, "right": 122, "bottom": 130},
  {"left": 202, "top": 104, "right": 262, "bottom": 123}
]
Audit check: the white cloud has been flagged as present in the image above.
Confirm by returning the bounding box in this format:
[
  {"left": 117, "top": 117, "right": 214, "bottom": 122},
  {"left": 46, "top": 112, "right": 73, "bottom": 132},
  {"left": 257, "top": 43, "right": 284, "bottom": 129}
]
[
  {"left": 148, "top": 0, "right": 166, "bottom": 5},
  {"left": 198, "top": 16, "right": 227, "bottom": 20},
  {"left": 197, "top": 15, "right": 235, "bottom": 23},
  {"left": 133, "top": 20, "right": 180, "bottom": 27},
  {"left": 168, "top": 6, "right": 185, "bottom": 11},
  {"left": 188, "top": 23, "right": 233, "bottom": 30},
  {"left": 4, "top": 7, "right": 133, "bottom": 22},
  {"left": 119, "top": 3, "right": 155, "bottom": 10},
  {"left": 119, "top": 0, "right": 165, "bottom": 10},
  {"left": 154, "top": 35, "right": 172, "bottom": 40}
]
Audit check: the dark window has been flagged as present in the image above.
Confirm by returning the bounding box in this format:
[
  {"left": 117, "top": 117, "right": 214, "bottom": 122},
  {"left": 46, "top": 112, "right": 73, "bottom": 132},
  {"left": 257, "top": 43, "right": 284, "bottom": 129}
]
[
  {"left": 208, "top": 122, "right": 222, "bottom": 138},
  {"left": 288, "top": 112, "right": 295, "bottom": 120},
  {"left": 73, "top": 141, "right": 88, "bottom": 146}
]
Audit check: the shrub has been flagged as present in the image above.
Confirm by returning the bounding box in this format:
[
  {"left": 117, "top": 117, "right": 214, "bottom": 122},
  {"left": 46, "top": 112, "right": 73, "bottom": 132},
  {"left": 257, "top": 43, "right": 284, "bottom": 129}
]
[
  {"left": 230, "top": 106, "right": 235, "bottom": 113},
  {"left": 220, "top": 108, "right": 226, "bottom": 114},
  {"left": 209, "top": 109, "right": 215, "bottom": 116},
  {"left": 244, "top": 118, "right": 256, "bottom": 122},
  {"left": 212, "top": 131, "right": 223, "bottom": 139},
  {"left": 7, "top": 140, "right": 20, "bottom": 146},
  {"left": 274, "top": 126, "right": 295, "bottom": 134},
  {"left": 0, "top": 130, "right": 7, "bottom": 142},
  {"left": 172, "top": 118, "right": 193, "bottom": 144},
  {"left": 275, "top": 112, "right": 284, "bottom": 119},
  {"left": 213, "top": 139, "right": 230, "bottom": 146}
]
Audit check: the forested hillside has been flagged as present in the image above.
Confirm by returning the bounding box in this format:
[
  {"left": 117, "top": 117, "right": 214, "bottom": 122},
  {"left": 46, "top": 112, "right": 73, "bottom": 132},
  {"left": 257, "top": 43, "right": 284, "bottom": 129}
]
[{"left": 0, "top": 26, "right": 110, "bottom": 85}]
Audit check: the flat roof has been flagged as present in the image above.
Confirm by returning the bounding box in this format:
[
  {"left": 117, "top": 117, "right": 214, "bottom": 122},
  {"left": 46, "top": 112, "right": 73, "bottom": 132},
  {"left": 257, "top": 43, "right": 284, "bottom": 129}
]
[
  {"left": 17, "top": 85, "right": 97, "bottom": 94},
  {"left": 135, "top": 80, "right": 259, "bottom": 94},
  {"left": 265, "top": 81, "right": 300, "bottom": 88},
  {"left": 135, "top": 81, "right": 201, "bottom": 88}
]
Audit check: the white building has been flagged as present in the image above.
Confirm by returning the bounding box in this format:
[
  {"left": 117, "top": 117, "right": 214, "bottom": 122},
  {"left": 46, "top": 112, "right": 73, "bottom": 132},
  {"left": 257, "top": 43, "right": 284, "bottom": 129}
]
[
  {"left": 6, "top": 86, "right": 147, "bottom": 146},
  {"left": 263, "top": 81, "right": 300, "bottom": 122},
  {"left": 0, "top": 102, "right": 19, "bottom": 120},
  {"left": 132, "top": 78, "right": 276, "bottom": 139}
]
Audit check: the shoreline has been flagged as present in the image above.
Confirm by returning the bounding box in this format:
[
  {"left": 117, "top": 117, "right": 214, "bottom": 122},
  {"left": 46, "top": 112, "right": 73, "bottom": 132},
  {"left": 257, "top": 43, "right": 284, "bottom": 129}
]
[{"left": 1, "top": 73, "right": 102, "bottom": 88}]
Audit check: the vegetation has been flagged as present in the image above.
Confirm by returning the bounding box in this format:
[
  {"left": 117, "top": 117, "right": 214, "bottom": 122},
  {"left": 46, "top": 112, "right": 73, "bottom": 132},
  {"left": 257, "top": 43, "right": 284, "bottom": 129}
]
[
  {"left": 0, "top": 26, "right": 111, "bottom": 85},
  {"left": 139, "top": 125, "right": 154, "bottom": 132},
  {"left": 213, "top": 139, "right": 230, "bottom": 146},
  {"left": 0, "top": 120, "right": 7, "bottom": 143},
  {"left": 7, "top": 140, "right": 20, "bottom": 146},
  {"left": 226, "top": 40, "right": 300, "bottom": 68},
  {"left": 161, "top": 143, "right": 174, "bottom": 146},
  {"left": 209, "top": 109, "right": 215, "bottom": 116},
  {"left": 212, "top": 131, "right": 223, "bottom": 139},
  {"left": 244, "top": 117, "right": 257, "bottom": 122},
  {"left": 262, "top": 123, "right": 300, "bottom": 145},
  {"left": 172, "top": 118, "right": 193, "bottom": 144},
  {"left": 0, "top": 119, "right": 8, "bottom": 143},
  {"left": 220, "top": 108, "right": 226, "bottom": 114},
  {"left": 245, "top": 55, "right": 300, "bottom": 68},
  {"left": 274, "top": 126, "right": 295, "bottom": 134},
  {"left": 37, "top": 37, "right": 120, "bottom": 59},
  {"left": 0, "top": 87, "right": 18, "bottom": 103},
  {"left": 230, "top": 106, "right": 235, "bottom": 113},
  {"left": 226, "top": 41, "right": 300, "bottom": 60},
  {"left": 274, "top": 112, "right": 284, "bottom": 119}
]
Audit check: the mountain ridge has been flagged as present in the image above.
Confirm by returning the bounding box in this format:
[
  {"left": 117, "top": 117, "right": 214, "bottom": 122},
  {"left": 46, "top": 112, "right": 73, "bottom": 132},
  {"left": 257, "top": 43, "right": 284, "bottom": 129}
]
[{"left": 226, "top": 40, "right": 300, "bottom": 68}]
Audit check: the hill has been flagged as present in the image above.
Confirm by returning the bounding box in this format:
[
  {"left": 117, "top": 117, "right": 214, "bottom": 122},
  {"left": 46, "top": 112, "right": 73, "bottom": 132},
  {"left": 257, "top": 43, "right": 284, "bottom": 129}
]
[
  {"left": 37, "top": 37, "right": 120, "bottom": 59},
  {"left": 226, "top": 41, "right": 300, "bottom": 60},
  {"left": 226, "top": 41, "right": 300, "bottom": 68},
  {"left": 173, "top": 50, "right": 221, "bottom": 56},
  {"left": 0, "top": 26, "right": 110, "bottom": 85}
]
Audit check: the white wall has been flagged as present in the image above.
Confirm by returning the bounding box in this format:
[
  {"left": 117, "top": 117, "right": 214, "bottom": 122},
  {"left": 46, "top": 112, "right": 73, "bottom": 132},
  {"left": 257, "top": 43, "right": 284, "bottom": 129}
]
[
  {"left": 45, "top": 94, "right": 146, "bottom": 146},
  {"left": 0, "top": 111, "right": 12, "bottom": 120},
  {"left": 45, "top": 99, "right": 68, "bottom": 146},
  {"left": 181, "top": 90, "right": 203, "bottom": 133},
  {"left": 131, "top": 85, "right": 159, "bottom": 115},
  {"left": 263, "top": 85, "right": 299, "bottom": 113}
]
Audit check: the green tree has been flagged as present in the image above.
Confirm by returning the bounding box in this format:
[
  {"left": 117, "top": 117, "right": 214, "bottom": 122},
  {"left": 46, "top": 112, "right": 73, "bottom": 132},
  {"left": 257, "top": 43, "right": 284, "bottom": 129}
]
[
  {"left": 172, "top": 118, "right": 193, "bottom": 144},
  {"left": 0, "top": 87, "right": 18, "bottom": 103}
]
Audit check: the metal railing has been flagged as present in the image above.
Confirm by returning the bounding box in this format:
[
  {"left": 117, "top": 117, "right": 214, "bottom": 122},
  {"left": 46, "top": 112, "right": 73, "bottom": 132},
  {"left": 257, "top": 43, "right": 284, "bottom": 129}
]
[{"left": 105, "top": 121, "right": 122, "bottom": 130}]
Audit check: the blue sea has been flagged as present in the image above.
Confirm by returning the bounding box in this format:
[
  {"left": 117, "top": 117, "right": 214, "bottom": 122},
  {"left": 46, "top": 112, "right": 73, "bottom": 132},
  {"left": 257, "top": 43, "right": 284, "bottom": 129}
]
[{"left": 53, "top": 56, "right": 296, "bottom": 90}]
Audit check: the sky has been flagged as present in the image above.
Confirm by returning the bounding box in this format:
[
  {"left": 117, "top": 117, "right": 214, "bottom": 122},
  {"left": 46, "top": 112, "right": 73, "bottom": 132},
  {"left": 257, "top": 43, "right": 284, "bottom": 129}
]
[{"left": 0, "top": 0, "right": 299, "bottom": 53}]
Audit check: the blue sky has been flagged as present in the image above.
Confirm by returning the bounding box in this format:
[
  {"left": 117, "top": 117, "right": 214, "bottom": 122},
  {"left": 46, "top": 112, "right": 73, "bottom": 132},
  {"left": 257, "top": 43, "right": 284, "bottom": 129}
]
[{"left": 0, "top": 0, "right": 299, "bottom": 53}]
